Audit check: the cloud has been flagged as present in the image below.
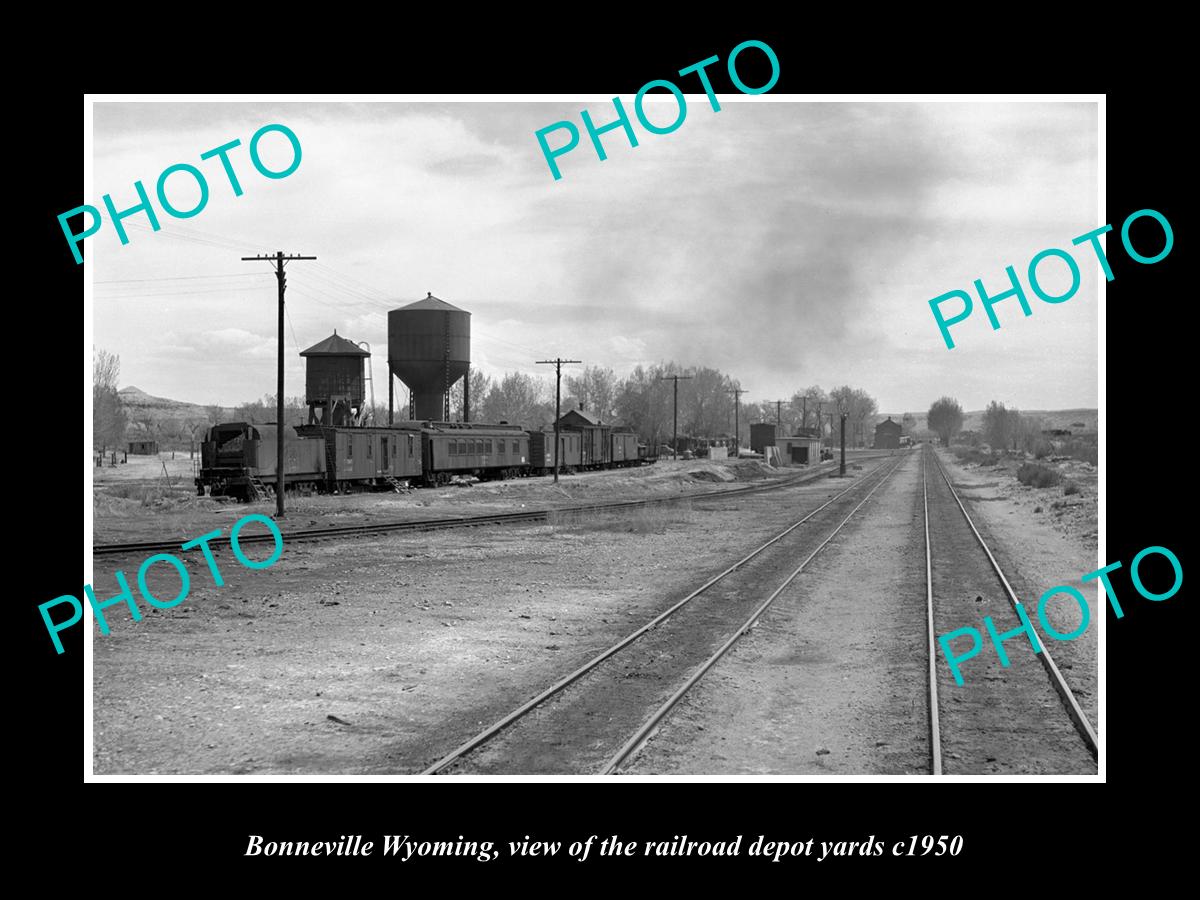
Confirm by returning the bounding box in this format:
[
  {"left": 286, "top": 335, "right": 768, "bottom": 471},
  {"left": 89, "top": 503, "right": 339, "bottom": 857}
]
[{"left": 92, "top": 100, "right": 1098, "bottom": 412}]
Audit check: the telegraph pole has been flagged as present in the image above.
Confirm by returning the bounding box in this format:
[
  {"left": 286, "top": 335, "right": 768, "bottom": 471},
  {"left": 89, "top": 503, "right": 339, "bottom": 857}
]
[
  {"left": 840, "top": 411, "right": 848, "bottom": 477},
  {"left": 242, "top": 251, "right": 316, "bottom": 518},
  {"left": 537, "top": 357, "right": 580, "bottom": 483},
  {"left": 726, "top": 387, "right": 748, "bottom": 457},
  {"left": 657, "top": 375, "right": 692, "bottom": 461}
]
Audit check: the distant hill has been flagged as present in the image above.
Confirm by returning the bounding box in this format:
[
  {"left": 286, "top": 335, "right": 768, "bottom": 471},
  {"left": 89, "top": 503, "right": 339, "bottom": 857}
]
[
  {"left": 119, "top": 386, "right": 231, "bottom": 443},
  {"left": 882, "top": 408, "right": 1098, "bottom": 435}
]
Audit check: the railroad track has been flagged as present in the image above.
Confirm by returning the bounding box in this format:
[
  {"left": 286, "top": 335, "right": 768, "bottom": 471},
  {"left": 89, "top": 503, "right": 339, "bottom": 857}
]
[
  {"left": 922, "top": 445, "right": 1097, "bottom": 774},
  {"left": 93, "top": 453, "right": 896, "bottom": 558},
  {"left": 421, "top": 453, "right": 907, "bottom": 775}
]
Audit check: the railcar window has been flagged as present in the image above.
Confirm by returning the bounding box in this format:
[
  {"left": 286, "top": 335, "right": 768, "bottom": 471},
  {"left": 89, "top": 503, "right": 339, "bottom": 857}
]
[
  {"left": 485, "top": 440, "right": 493, "bottom": 454},
  {"left": 449, "top": 440, "right": 458, "bottom": 456},
  {"left": 512, "top": 440, "right": 519, "bottom": 454}
]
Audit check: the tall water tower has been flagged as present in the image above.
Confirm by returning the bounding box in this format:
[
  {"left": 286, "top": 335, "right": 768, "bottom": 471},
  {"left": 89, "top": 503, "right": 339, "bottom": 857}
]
[{"left": 388, "top": 293, "right": 471, "bottom": 422}]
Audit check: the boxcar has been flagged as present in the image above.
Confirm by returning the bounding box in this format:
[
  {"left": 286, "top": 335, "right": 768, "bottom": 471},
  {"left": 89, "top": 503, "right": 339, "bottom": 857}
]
[
  {"left": 422, "top": 422, "right": 530, "bottom": 484},
  {"left": 528, "top": 429, "right": 583, "bottom": 474},
  {"left": 610, "top": 431, "right": 639, "bottom": 467},
  {"left": 567, "top": 424, "right": 612, "bottom": 469},
  {"left": 299, "top": 424, "right": 423, "bottom": 491}
]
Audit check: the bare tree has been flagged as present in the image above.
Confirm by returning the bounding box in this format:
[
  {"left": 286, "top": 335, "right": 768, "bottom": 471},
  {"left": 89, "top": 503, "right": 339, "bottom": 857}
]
[
  {"left": 93, "top": 349, "right": 127, "bottom": 453},
  {"left": 480, "top": 372, "right": 549, "bottom": 426},
  {"left": 450, "top": 369, "right": 492, "bottom": 422},
  {"left": 566, "top": 366, "right": 618, "bottom": 420}
]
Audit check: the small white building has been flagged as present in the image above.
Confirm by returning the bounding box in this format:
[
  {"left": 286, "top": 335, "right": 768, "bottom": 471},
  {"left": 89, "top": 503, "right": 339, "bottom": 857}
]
[{"left": 775, "top": 435, "right": 822, "bottom": 465}]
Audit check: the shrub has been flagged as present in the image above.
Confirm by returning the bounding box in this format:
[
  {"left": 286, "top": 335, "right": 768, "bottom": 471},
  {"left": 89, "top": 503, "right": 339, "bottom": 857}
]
[
  {"left": 1063, "top": 481, "right": 1081, "bottom": 496},
  {"left": 952, "top": 446, "right": 994, "bottom": 465},
  {"left": 1061, "top": 436, "right": 1098, "bottom": 466},
  {"left": 1016, "top": 463, "right": 1062, "bottom": 488},
  {"left": 1034, "top": 441, "right": 1053, "bottom": 460}
]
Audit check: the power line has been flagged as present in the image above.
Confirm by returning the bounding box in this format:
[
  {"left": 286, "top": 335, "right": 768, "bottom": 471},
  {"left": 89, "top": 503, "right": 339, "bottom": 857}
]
[
  {"left": 658, "top": 375, "right": 693, "bottom": 462},
  {"left": 241, "top": 251, "right": 317, "bottom": 519},
  {"left": 726, "top": 387, "right": 748, "bottom": 455},
  {"left": 94, "top": 272, "right": 267, "bottom": 284}
]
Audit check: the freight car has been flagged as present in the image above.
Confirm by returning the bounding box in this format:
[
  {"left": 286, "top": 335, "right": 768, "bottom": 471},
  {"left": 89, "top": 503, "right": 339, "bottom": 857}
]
[
  {"left": 296, "top": 423, "right": 424, "bottom": 491},
  {"left": 529, "top": 429, "right": 582, "bottom": 475},
  {"left": 197, "top": 419, "right": 651, "bottom": 500}
]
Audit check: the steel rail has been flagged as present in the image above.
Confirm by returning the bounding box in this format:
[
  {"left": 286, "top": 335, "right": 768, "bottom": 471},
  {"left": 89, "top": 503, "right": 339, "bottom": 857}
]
[
  {"left": 420, "top": 456, "right": 906, "bottom": 775},
  {"left": 922, "top": 451, "right": 944, "bottom": 776},
  {"left": 600, "top": 456, "right": 906, "bottom": 774},
  {"left": 927, "top": 447, "right": 1098, "bottom": 758},
  {"left": 94, "top": 455, "right": 895, "bottom": 558}
]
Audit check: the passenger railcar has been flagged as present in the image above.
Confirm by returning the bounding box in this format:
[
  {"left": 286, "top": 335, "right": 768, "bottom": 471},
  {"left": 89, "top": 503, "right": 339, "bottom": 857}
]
[
  {"left": 422, "top": 422, "right": 530, "bottom": 484},
  {"left": 197, "top": 418, "right": 654, "bottom": 500}
]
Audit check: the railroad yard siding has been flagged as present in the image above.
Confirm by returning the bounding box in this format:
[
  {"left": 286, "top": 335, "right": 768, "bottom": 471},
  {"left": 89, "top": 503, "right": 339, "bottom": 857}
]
[
  {"left": 92, "top": 460, "right": 889, "bottom": 775},
  {"left": 627, "top": 452, "right": 930, "bottom": 775},
  {"left": 932, "top": 449, "right": 1097, "bottom": 736},
  {"left": 925, "top": 452, "right": 1095, "bottom": 774}
]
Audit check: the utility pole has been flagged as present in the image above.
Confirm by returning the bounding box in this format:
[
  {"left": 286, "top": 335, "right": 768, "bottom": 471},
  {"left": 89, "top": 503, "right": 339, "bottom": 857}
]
[
  {"left": 726, "top": 387, "right": 748, "bottom": 457},
  {"left": 769, "top": 399, "right": 792, "bottom": 434},
  {"left": 657, "top": 375, "right": 693, "bottom": 461},
  {"left": 840, "top": 411, "right": 848, "bottom": 477},
  {"left": 537, "top": 357, "right": 580, "bottom": 483},
  {"left": 242, "top": 250, "right": 316, "bottom": 518}
]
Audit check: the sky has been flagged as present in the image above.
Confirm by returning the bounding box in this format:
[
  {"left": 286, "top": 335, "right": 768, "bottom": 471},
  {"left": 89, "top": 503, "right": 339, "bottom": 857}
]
[{"left": 89, "top": 99, "right": 1099, "bottom": 414}]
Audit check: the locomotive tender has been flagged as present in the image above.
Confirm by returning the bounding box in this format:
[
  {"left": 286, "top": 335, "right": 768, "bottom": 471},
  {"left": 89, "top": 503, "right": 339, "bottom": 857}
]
[{"left": 197, "top": 418, "right": 650, "bottom": 500}]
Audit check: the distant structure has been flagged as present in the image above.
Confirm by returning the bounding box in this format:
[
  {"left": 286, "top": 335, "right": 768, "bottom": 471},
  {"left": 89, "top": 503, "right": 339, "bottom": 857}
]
[
  {"left": 750, "top": 423, "right": 777, "bottom": 453},
  {"left": 300, "top": 331, "right": 369, "bottom": 426},
  {"left": 388, "top": 293, "right": 471, "bottom": 422},
  {"left": 874, "top": 416, "right": 902, "bottom": 449},
  {"left": 558, "top": 407, "right": 605, "bottom": 428},
  {"left": 776, "top": 435, "right": 821, "bottom": 465},
  {"left": 128, "top": 440, "right": 158, "bottom": 455}
]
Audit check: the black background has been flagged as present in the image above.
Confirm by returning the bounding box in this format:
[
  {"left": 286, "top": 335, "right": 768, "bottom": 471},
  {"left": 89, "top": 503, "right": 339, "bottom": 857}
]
[{"left": 27, "top": 25, "right": 1186, "bottom": 882}]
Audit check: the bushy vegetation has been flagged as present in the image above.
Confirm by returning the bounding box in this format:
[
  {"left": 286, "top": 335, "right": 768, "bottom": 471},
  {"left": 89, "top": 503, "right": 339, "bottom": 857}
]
[
  {"left": 928, "top": 397, "right": 964, "bottom": 445},
  {"left": 1016, "top": 463, "right": 1062, "bottom": 488},
  {"left": 1063, "top": 481, "right": 1081, "bottom": 496},
  {"left": 952, "top": 446, "right": 996, "bottom": 465},
  {"left": 1061, "top": 436, "right": 1098, "bottom": 466}
]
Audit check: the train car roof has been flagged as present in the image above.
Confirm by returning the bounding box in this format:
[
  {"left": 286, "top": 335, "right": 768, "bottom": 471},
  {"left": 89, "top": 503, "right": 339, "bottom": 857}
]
[{"left": 420, "top": 421, "right": 529, "bottom": 434}]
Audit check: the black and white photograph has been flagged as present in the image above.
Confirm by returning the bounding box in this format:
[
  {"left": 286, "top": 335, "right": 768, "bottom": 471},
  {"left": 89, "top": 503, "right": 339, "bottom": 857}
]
[{"left": 83, "top": 94, "right": 1105, "bottom": 778}]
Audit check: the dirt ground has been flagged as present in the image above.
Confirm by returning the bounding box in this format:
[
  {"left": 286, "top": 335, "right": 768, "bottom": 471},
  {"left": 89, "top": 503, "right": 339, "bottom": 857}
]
[
  {"left": 91, "top": 444, "right": 1094, "bottom": 776},
  {"left": 943, "top": 451, "right": 1098, "bottom": 550},
  {"left": 91, "top": 454, "right": 886, "bottom": 774},
  {"left": 627, "top": 451, "right": 930, "bottom": 775}
]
